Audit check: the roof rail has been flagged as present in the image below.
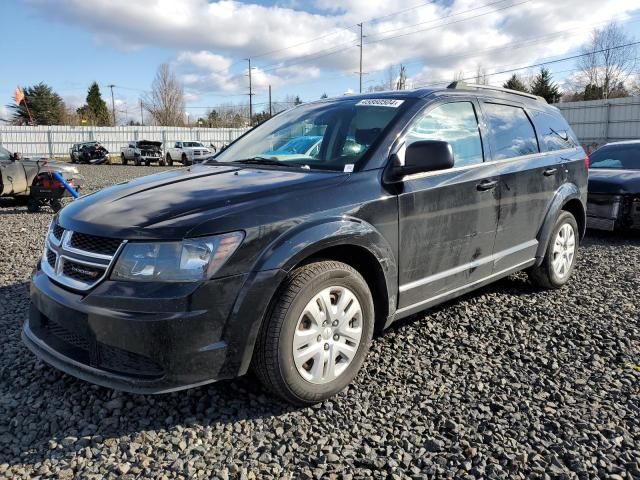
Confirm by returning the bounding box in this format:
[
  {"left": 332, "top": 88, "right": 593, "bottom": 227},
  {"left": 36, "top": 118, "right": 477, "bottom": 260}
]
[{"left": 447, "top": 81, "right": 546, "bottom": 103}]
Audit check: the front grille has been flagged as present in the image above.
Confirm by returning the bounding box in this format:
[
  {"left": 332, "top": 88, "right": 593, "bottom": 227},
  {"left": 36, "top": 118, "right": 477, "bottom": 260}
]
[
  {"left": 46, "top": 249, "right": 57, "bottom": 268},
  {"left": 99, "top": 344, "right": 163, "bottom": 378},
  {"left": 62, "top": 260, "right": 106, "bottom": 283},
  {"left": 52, "top": 223, "right": 65, "bottom": 240},
  {"left": 43, "top": 318, "right": 91, "bottom": 351},
  {"left": 69, "top": 232, "right": 121, "bottom": 256}
]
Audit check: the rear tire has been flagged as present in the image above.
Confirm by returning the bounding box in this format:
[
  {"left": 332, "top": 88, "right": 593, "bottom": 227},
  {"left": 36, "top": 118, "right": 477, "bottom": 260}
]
[
  {"left": 528, "top": 211, "right": 578, "bottom": 289},
  {"left": 26, "top": 198, "right": 40, "bottom": 213},
  {"left": 50, "top": 199, "right": 62, "bottom": 212},
  {"left": 252, "top": 261, "right": 374, "bottom": 406}
]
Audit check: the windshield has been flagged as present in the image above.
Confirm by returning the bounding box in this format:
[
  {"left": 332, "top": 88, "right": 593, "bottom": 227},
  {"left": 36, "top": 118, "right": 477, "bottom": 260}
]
[
  {"left": 214, "top": 98, "right": 409, "bottom": 171},
  {"left": 0, "top": 145, "right": 11, "bottom": 161},
  {"left": 184, "top": 142, "right": 204, "bottom": 148},
  {"left": 590, "top": 145, "right": 640, "bottom": 170}
]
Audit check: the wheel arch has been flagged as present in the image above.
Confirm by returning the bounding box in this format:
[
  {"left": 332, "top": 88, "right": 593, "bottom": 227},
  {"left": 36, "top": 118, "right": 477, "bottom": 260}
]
[
  {"left": 231, "top": 218, "right": 398, "bottom": 376},
  {"left": 534, "top": 183, "right": 586, "bottom": 265}
]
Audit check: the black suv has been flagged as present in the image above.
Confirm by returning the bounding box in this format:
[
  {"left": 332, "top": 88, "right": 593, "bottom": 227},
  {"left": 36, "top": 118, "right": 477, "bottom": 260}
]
[{"left": 24, "top": 83, "right": 588, "bottom": 405}]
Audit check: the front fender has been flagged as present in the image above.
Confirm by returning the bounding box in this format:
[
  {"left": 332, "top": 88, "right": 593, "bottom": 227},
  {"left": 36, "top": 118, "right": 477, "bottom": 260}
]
[
  {"left": 256, "top": 216, "right": 396, "bottom": 288},
  {"left": 535, "top": 182, "right": 585, "bottom": 264},
  {"left": 228, "top": 217, "right": 398, "bottom": 375}
]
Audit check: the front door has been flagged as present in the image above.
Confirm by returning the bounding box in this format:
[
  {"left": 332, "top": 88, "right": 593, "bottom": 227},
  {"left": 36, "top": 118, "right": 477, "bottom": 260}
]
[{"left": 396, "top": 100, "right": 500, "bottom": 311}]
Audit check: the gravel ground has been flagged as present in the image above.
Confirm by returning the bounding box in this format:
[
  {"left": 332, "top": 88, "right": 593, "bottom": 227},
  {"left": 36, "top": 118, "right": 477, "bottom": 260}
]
[{"left": 0, "top": 165, "right": 638, "bottom": 479}]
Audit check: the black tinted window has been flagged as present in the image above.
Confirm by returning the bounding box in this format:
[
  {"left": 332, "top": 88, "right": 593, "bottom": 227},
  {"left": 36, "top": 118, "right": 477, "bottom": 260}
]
[
  {"left": 406, "top": 102, "right": 483, "bottom": 167},
  {"left": 484, "top": 103, "right": 538, "bottom": 160},
  {"left": 590, "top": 145, "right": 640, "bottom": 170},
  {"left": 531, "top": 110, "right": 579, "bottom": 152}
]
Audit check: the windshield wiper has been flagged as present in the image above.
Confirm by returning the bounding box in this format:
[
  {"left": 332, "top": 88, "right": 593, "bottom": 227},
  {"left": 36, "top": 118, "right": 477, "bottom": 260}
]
[{"left": 231, "top": 156, "right": 284, "bottom": 166}]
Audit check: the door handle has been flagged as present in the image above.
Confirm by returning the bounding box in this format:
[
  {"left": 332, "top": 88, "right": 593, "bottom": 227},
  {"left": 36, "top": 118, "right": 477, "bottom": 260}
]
[
  {"left": 477, "top": 179, "right": 498, "bottom": 191},
  {"left": 543, "top": 168, "right": 557, "bottom": 176}
]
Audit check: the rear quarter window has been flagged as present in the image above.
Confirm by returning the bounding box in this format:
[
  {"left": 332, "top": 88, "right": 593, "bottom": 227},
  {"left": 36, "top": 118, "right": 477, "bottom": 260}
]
[
  {"left": 531, "top": 110, "right": 579, "bottom": 152},
  {"left": 483, "top": 103, "right": 539, "bottom": 160}
]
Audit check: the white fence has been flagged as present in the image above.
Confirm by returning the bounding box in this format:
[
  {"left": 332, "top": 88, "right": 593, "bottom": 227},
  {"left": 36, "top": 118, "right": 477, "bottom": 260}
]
[
  {"left": 0, "top": 126, "right": 251, "bottom": 158},
  {"left": 556, "top": 96, "right": 640, "bottom": 148}
]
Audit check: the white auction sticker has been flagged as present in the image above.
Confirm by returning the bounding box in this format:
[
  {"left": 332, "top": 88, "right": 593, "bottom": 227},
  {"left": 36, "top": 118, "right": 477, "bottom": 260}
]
[
  {"left": 356, "top": 99, "right": 404, "bottom": 108},
  {"left": 344, "top": 164, "right": 355, "bottom": 173}
]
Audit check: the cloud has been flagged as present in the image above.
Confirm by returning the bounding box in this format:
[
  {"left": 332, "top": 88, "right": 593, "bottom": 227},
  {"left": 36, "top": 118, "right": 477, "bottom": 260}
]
[{"left": 23, "top": 0, "right": 640, "bottom": 94}]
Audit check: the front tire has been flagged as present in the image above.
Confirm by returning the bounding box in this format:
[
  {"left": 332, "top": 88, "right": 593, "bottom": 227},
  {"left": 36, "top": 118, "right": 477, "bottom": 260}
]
[
  {"left": 253, "top": 261, "right": 374, "bottom": 406},
  {"left": 182, "top": 153, "right": 191, "bottom": 166},
  {"left": 166, "top": 154, "right": 173, "bottom": 166},
  {"left": 121, "top": 154, "right": 128, "bottom": 165},
  {"left": 528, "top": 211, "right": 578, "bottom": 289}
]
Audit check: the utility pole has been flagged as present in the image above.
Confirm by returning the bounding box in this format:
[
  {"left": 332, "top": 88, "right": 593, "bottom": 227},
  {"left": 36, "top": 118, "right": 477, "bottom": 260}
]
[
  {"left": 246, "top": 58, "right": 254, "bottom": 126},
  {"left": 268, "top": 85, "right": 272, "bottom": 117},
  {"left": 139, "top": 99, "right": 144, "bottom": 126},
  {"left": 107, "top": 84, "right": 116, "bottom": 126},
  {"left": 358, "top": 23, "right": 364, "bottom": 93}
]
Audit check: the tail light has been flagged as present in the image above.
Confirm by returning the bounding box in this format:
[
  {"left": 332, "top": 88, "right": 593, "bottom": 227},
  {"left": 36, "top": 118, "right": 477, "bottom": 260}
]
[{"left": 584, "top": 155, "right": 590, "bottom": 169}]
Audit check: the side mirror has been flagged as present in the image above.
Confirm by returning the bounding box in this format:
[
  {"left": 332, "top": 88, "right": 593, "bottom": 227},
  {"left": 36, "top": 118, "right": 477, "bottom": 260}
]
[{"left": 392, "top": 140, "right": 454, "bottom": 178}]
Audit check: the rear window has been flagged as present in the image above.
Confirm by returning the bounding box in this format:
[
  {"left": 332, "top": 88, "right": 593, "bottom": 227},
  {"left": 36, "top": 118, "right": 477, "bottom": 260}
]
[
  {"left": 483, "top": 103, "right": 539, "bottom": 160},
  {"left": 531, "top": 110, "right": 579, "bottom": 152}
]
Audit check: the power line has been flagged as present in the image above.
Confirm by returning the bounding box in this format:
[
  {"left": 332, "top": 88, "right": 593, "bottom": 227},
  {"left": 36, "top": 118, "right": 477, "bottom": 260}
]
[{"left": 412, "top": 40, "right": 640, "bottom": 88}]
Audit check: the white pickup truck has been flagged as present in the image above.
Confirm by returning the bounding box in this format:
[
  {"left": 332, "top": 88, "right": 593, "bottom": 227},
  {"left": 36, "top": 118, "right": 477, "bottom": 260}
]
[
  {"left": 120, "top": 140, "right": 164, "bottom": 166},
  {"left": 164, "top": 141, "right": 215, "bottom": 166}
]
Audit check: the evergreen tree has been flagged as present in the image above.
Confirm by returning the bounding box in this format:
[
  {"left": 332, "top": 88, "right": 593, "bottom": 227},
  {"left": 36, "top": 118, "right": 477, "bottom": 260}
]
[
  {"left": 503, "top": 74, "right": 528, "bottom": 93},
  {"left": 8, "top": 83, "right": 65, "bottom": 125},
  {"left": 320, "top": 93, "right": 328, "bottom": 99},
  {"left": 530, "top": 68, "right": 562, "bottom": 103},
  {"left": 77, "top": 82, "right": 111, "bottom": 126},
  {"left": 294, "top": 96, "right": 302, "bottom": 105}
]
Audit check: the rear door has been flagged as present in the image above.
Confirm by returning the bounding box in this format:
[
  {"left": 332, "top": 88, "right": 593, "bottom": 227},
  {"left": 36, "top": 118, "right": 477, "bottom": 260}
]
[
  {"left": 476, "top": 100, "right": 565, "bottom": 272},
  {"left": 397, "top": 98, "right": 500, "bottom": 310}
]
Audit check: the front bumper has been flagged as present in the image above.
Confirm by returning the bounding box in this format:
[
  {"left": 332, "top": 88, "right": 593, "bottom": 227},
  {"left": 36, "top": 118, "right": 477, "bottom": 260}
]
[
  {"left": 587, "top": 193, "right": 640, "bottom": 231},
  {"left": 24, "top": 266, "right": 249, "bottom": 393}
]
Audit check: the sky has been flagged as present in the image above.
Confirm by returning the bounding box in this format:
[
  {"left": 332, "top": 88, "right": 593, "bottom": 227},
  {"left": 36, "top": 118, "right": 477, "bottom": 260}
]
[{"left": 2, "top": 0, "right": 640, "bottom": 124}]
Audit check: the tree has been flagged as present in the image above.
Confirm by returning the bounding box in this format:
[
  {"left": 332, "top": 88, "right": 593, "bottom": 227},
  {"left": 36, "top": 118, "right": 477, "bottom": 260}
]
[
  {"left": 252, "top": 111, "right": 270, "bottom": 124},
  {"left": 475, "top": 65, "right": 489, "bottom": 85},
  {"left": 8, "top": 83, "right": 65, "bottom": 125},
  {"left": 205, "top": 109, "right": 220, "bottom": 127},
  {"left": 76, "top": 82, "right": 111, "bottom": 126},
  {"left": 320, "top": 93, "right": 328, "bottom": 99},
  {"left": 396, "top": 65, "right": 407, "bottom": 90},
  {"left": 503, "top": 74, "right": 529, "bottom": 93},
  {"left": 578, "top": 22, "right": 637, "bottom": 99},
  {"left": 143, "top": 63, "right": 186, "bottom": 126},
  {"left": 294, "top": 96, "right": 302, "bottom": 105},
  {"left": 530, "top": 68, "right": 562, "bottom": 103}
]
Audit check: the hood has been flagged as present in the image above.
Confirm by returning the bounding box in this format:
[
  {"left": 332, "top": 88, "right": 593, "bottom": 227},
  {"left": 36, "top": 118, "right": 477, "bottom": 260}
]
[
  {"left": 138, "top": 140, "right": 162, "bottom": 147},
  {"left": 588, "top": 168, "right": 640, "bottom": 194},
  {"left": 23, "top": 158, "right": 79, "bottom": 175},
  {"left": 58, "top": 164, "right": 344, "bottom": 239}
]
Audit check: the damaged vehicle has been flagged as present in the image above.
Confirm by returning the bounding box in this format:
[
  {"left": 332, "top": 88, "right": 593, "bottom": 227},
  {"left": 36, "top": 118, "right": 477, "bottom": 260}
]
[
  {"left": 0, "top": 145, "right": 84, "bottom": 212},
  {"left": 587, "top": 140, "right": 640, "bottom": 231},
  {"left": 23, "top": 84, "right": 587, "bottom": 405},
  {"left": 70, "top": 141, "right": 111, "bottom": 165},
  {"left": 120, "top": 140, "right": 163, "bottom": 166}
]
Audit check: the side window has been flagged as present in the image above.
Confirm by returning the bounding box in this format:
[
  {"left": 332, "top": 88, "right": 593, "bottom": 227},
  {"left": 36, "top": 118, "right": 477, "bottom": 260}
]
[
  {"left": 405, "top": 102, "right": 483, "bottom": 167},
  {"left": 483, "top": 103, "right": 538, "bottom": 160},
  {"left": 175, "top": 142, "right": 181, "bottom": 148},
  {"left": 530, "top": 110, "right": 579, "bottom": 152}
]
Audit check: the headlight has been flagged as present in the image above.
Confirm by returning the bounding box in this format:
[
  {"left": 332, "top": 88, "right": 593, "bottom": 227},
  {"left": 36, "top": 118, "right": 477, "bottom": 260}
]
[{"left": 111, "top": 231, "right": 244, "bottom": 282}]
